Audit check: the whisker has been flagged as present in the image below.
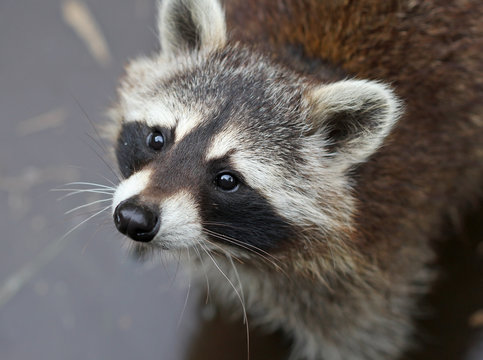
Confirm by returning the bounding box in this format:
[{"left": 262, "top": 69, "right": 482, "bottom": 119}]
[
  {"left": 202, "top": 222, "right": 282, "bottom": 262},
  {"left": 198, "top": 242, "right": 250, "bottom": 360},
  {"left": 63, "top": 207, "right": 112, "bottom": 220},
  {"left": 65, "top": 165, "right": 118, "bottom": 187},
  {"left": 61, "top": 205, "right": 112, "bottom": 241},
  {"left": 226, "top": 255, "right": 246, "bottom": 320},
  {"left": 85, "top": 131, "right": 108, "bottom": 156},
  {"left": 203, "top": 230, "right": 273, "bottom": 266},
  {"left": 198, "top": 243, "right": 244, "bottom": 307},
  {"left": 158, "top": 248, "right": 169, "bottom": 275},
  {"left": 51, "top": 188, "right": 115, "bottom": 193},
  {"left": 52, "top": 189, "right": 115, "bottom": 201},
  {"left": 169, "top": 250, "right": 182, "bottom": 288},
  {"left": 69, "top": 91, "right": 109, "bottom": 154},
  {"left": 202, "top": 228, "right": 284, "bottom": 273},
  {"left": 198, "top": 243, "right": 249, "bottom": 329},
  {"left": 177, "top": 248, "right": 192, "bottom": 329},
  {"left": 201, "top": 235, "right": 245, "bottom": 264},
  {"left": 65, "top": 198, "right": 113, "bottom": 215},
  {"left": 61, "top": 181, "right": 115, "bottom": 190},
  {"left": 227, "top": 253, "right": 250, "bottom": 360},
  {"left": 70, "top": 93, "right": 116, "bottom": 179},
  {"left": 82, "top": 138, "right": 121, "bottom": 182},
  {"left": 192, "top": 244, "right": 211, "bottom": 304}
]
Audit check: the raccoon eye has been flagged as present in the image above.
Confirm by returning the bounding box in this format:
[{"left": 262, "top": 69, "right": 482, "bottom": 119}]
[
  {"left": 146, "top": 131, "right": 164, "bottom": 150},
  {"left": 215, "top": 172, "right": 239, "bottom": 192}
]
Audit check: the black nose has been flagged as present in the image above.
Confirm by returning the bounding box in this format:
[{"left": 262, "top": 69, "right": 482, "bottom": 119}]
[{"left": 114, "top": 200, "right": 160, "bottom": 242}]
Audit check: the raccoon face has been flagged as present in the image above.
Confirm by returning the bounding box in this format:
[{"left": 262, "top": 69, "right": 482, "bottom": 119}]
[{"left": 110, "top": 0, "right": 401, "bottom": 260}]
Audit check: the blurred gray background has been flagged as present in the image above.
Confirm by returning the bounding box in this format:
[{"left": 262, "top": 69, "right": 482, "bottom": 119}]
[
  {"left": 0, "top": 1, "right": 482, "bottom": 360},
  {"left": 0, "top": 1, "right": 201, "bottom": 359}
]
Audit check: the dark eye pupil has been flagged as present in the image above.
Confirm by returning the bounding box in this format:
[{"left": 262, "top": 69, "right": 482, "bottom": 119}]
[
  {"left": 216, "top": 173, "right": 238, "bottom": 191},
  {"left": 147, "top": 131, "right": 164, "bottom": 150}
]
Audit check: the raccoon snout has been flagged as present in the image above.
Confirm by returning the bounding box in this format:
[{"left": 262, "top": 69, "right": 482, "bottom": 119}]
[{"left": 113, "top": 199, "right": 160, "bottom": 242}]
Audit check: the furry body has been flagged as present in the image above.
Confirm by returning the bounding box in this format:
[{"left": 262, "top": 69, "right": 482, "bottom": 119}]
[{"left": 108, "top": 0, "right": 483, "bottom": 359}]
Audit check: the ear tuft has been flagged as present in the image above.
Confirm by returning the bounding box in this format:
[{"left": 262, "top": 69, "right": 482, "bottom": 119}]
[
  {"left": 158, "top": 0, "right": 227, "bottom": 56},
  {"left": 306, "top": 80, "right": 402, "bottom": 168}
]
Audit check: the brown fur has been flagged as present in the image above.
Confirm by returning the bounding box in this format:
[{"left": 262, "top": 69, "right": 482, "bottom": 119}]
[
  {"left": 221, "top": 0, "right": 483, "bottom": 286},
  {"left": 216, "top": 0, "right": 483, "bottom": 356}
]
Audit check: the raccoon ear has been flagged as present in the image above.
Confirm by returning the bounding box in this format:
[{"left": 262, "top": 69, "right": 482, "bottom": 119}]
[
  {"left": 157, "top": 0, "right": 227, "bottom": 56},
  {"left": 306, "top": 79, "right": 402, "bottom": 168}
]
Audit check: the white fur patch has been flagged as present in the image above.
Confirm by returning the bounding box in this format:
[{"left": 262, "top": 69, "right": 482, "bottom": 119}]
[
  {"left": 204, "top": 125, "right": 240, "bottom": 161},
  {"left": 112, "top": 169, "right": 152, "bottom": 213},
  {"left": 120, "top": 90, "right": 204, "bottom": 144},
  {"left": 230, "top": 151, "right": 335, "bottom": 228},
  {"left": 174, "top": 108, "right": 205, "bottom": 143},
  {"left": 122, "top": 97, "right": 177, "bottom": 129},
  {"left": 154, "top": 191, "right": 203, "bottom": 249}
]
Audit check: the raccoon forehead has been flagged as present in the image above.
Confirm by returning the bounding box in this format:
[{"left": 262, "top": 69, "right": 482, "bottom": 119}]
[
  {"left": 117, "top": 47, "right": 308, "bottom": 142},
  {"left": 117, "top": 55, "right": 209, "bottom": 137},
  {"left": 118, "top": 92, "right": 210, "bottom": 143},
  {"left": 121, "top": 45, "right": 305, "bottom": 109},
  {"left": 120, "top": 97, "right": 176, "bottom": 128}
]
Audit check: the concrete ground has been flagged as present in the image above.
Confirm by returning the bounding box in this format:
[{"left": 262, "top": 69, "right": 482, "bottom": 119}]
[{"left": 0, "top": 1, "right": 482, "bottom": 359}]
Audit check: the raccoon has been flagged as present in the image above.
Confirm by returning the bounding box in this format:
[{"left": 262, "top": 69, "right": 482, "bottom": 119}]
[{"left": 107, "top": 0, "right": 483, "bottom": 359}]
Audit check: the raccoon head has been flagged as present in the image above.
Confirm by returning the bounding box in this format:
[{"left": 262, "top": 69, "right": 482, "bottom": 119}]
[{"left": 109, "top": 0, "right": 401, "bottom": 265}]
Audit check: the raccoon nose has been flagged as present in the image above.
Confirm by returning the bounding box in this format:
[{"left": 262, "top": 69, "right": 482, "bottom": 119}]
[{"left": 113, "top": 200, "right": 160, "bottom": 242}]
